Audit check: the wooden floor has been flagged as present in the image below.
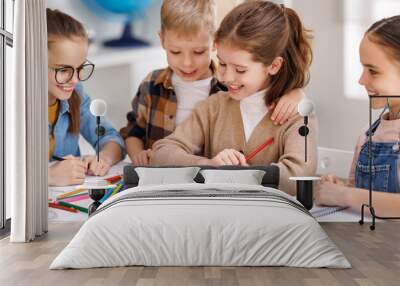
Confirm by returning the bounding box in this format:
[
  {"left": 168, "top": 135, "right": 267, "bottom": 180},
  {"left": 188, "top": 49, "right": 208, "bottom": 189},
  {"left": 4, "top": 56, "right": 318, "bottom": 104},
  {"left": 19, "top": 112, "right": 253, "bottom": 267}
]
[{"left": 0, "top": 222, "right": 399, "bottom": 286}]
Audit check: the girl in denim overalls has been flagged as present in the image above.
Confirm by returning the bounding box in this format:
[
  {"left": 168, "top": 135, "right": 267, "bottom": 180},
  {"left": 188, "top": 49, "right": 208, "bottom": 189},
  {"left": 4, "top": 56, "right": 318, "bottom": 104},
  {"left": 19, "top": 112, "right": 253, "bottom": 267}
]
[
  {"left": 47, "top": 9, "right": 125, "bottom": 186},
  {"left": 316, "top": 16, "right": 400, "bottom": 217}
]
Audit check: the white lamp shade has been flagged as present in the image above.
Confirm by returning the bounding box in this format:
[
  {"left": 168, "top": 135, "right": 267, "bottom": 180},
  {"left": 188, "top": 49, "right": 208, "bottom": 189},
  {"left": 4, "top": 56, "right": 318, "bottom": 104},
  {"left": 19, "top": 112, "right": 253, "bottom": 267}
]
[
  {"left": 298, "top": 98, "right": 314, "bottom": 117},
  {"left": 90, "top": 99, "right": 107, "bottom": 117}
]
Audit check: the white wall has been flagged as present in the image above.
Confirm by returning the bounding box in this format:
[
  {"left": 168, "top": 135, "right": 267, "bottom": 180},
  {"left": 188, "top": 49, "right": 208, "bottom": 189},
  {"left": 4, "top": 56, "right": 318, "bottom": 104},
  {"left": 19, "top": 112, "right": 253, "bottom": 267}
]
[
  {"left": 292, "top": 0, "right": 400, "bottom": 152},
  {"left": 291, "top": 0, "right": 366, "bottom": 152}
]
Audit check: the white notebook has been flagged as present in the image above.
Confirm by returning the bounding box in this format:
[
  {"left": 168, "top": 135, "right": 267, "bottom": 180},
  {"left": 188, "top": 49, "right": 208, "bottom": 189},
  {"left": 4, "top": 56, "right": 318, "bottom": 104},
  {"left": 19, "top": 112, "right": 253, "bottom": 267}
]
[
  {"left": 311, "top": 206, "right": 348, "bottom": 218},
  {"left": 310, "top": 205, "right": 373, "bottom": 222}
]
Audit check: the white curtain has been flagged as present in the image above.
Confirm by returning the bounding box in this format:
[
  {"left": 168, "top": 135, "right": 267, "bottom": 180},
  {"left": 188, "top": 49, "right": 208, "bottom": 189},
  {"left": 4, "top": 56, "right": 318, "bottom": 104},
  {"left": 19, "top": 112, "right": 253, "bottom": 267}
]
[{"left": 8, "top": 0, "right": 48, "bottom": 242}]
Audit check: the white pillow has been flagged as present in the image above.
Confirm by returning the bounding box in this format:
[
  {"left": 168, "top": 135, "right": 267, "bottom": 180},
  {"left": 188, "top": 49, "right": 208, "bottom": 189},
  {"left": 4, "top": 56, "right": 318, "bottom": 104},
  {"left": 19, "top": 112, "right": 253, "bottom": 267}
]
[
  {"left": 135, "top": 167, "right": 201, "bottom": 186},
  {"left": 200, "top": 169, "right": 266, "bottom": 185}
]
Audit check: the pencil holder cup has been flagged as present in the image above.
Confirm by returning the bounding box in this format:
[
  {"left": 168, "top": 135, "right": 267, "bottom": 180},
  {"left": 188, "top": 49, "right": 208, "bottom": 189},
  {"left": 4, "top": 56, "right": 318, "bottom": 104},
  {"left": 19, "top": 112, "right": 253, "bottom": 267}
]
[
  {"left": 88, "top": 188, "right": 106, "bottom": 216},
  {"left": 289, "top": 177, "right": 320, "bottom": 210}
]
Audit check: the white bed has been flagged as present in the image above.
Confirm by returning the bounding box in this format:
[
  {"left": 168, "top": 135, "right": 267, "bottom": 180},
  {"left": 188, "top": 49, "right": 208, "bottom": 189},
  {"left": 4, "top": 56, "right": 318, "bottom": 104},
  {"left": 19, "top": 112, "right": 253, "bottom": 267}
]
[{"left": 50, "top": 183, "right": 350, "bottom": 269}]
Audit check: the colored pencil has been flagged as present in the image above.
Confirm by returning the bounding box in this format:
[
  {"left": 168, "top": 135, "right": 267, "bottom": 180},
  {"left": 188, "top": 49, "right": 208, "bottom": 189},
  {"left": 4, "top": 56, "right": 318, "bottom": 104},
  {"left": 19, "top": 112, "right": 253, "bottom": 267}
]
[
  {"left": 58, "top": 201, "right": 88, "bottom": 213},
  {"left": 99, "top": 187, "right": 116, "bottom": 203},
  {"left": 59, "top": 194, "right": 90, "bottom": 203},
  {"left": 99, "top": 190, "right": 111, "bottom": 203},
  {"left": 57, "top": 191, "right": 88, "bottom": 200},
  {"left": 110, "top": 183, "right": 123, "bottom": 197},
  {"left": 57, "top": 188, "right": 87, "bottom": 200},
  {"left": 104, "top": 174, "right": 123, "bottom": 183},
  {"left": 245, "top": 137, "right": 274, "bottom": 161},
  {"left": 48, "top": 202, "right": 78, "bottom": 213},
  {"left": 119, "top": 183, "right": 126, "bottom": 193}
]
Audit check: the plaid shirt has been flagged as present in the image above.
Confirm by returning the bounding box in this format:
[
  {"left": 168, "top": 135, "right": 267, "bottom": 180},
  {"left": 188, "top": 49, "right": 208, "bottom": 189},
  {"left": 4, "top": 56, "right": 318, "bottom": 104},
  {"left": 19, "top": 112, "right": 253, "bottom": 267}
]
[{"left": 120, "top": 63, "right": 226, "bottom": 149}]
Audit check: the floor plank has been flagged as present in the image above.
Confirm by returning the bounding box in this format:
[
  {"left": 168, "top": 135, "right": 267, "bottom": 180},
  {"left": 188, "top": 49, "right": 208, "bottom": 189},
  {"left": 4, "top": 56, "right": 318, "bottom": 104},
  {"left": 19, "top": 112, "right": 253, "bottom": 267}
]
[{"left": 0, "top": 222, "right": 399, "bottom": 286}]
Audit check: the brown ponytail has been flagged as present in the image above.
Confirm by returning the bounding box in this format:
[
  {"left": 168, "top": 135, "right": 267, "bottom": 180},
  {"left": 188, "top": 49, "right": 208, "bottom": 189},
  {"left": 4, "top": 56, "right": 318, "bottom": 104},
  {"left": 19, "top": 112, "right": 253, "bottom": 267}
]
[
  {"left": 47, "top": 8, "right": 88, "bottom": 134},
  {"left": 215, "top": 1, "right": 313, "bottom": 106},
  {"left": 366, "top": 16, "right": 400, "bottom": 64}
]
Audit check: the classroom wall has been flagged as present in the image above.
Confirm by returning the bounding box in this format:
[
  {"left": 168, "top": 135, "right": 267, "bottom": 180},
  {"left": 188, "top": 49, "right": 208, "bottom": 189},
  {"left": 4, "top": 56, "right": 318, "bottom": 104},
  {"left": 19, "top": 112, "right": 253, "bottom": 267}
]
[
  {"left": 294, "top": 0, "right": 368, "bottom": 152},
  {"left": 281, "top": 0, "right": 399, "bottom": 152}
]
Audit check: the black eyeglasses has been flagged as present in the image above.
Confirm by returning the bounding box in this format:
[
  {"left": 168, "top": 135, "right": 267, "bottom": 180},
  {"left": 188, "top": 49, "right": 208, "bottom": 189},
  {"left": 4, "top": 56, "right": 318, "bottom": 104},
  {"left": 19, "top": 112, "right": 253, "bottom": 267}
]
[{"left": 49, "top": 60, "right": 95, "bottom": 84}]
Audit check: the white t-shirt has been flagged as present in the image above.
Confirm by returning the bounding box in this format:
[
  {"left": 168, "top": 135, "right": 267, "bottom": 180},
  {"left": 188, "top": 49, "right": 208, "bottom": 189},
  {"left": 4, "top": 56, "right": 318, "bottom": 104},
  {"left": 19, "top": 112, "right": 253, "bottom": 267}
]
[
  {"left": 172, "top": 73, "right": 212, "bottom": 126},
  {"left": 240, "top": 89, "right": 268, "bottom": 142}
]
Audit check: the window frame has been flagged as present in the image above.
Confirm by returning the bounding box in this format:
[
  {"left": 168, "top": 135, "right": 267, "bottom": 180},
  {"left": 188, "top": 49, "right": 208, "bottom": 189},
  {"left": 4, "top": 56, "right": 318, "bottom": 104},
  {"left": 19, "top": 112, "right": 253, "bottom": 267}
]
[{"left": 0, "top": 0, "right": 14, "bottom": 235}]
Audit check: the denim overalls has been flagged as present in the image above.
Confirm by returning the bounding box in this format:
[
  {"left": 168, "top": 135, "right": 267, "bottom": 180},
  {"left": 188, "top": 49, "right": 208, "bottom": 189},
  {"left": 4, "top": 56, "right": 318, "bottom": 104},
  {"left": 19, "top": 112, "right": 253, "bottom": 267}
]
[{"left": 355, "top": 116, "right": 400, "bottom": 193}]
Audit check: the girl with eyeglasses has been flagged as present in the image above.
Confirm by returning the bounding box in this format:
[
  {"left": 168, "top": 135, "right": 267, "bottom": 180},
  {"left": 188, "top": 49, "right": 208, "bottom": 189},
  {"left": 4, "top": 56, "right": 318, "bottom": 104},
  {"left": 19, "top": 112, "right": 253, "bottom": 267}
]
[{"left": 47, "top": 8, "right": 125, "bottom": 187}]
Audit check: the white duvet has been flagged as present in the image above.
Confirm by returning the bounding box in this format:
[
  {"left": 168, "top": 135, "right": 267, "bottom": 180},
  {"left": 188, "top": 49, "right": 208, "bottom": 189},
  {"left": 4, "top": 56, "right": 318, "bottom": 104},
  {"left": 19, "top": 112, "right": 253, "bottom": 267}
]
[{"left": 50, "top": 183, "right": 351, "bottom": 269}]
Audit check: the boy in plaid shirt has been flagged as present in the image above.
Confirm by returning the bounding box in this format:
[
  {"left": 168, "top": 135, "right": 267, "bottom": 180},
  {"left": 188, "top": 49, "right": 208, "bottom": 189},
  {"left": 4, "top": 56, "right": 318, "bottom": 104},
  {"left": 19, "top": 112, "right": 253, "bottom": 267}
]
[{"left": 121, "top": 0, "right": 304, "bottom": 165}]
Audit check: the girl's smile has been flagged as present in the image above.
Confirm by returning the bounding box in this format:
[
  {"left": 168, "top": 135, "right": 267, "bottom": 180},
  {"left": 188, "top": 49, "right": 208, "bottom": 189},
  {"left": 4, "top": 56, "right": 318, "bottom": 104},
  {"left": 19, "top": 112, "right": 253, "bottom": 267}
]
[
  {"left": 48, "top": 36, "right": 88, "bottom": 105},
  {"left": 216, "top": 43, "right": 269, "bottom": 101}
]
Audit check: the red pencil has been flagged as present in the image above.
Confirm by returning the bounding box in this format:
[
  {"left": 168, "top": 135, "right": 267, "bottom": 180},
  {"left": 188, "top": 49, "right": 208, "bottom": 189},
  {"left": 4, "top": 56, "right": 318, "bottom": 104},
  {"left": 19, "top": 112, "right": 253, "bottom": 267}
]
[
  {"left": 49, "top": 202, "right": 78, "bottom": 213},
  {"left": 245, "top": 137, "right": 274, "bottom": 161},
  {"left": 104, "top": 174, "right": 123, "bottom": 183}
]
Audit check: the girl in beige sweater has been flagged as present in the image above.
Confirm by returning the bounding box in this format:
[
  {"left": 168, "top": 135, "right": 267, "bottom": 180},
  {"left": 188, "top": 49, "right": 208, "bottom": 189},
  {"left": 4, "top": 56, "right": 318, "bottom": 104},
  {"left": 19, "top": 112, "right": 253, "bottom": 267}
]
[{"left": 151, "top": 1, "right": 317, "bottom": 195}]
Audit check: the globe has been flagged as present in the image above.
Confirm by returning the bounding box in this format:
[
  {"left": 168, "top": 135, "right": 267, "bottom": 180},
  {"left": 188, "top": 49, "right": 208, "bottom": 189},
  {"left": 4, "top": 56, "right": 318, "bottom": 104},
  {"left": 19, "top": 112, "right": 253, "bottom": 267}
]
[
  {"left": 95, "top": 0, "right": 153, "bottom": 15},
  {"left": 82, "top": 0, "right": 156, "bottom": 47}
]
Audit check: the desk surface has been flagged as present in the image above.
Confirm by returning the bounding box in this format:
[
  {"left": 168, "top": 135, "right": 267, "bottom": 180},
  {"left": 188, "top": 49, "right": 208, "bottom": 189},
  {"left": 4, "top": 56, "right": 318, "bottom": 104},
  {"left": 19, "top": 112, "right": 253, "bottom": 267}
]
[
  {"left": 48, "top": 161, "right": 129, "bottom": 221},
  {"left": 49, "top": 161, "right": 371, "bottom": 223}
]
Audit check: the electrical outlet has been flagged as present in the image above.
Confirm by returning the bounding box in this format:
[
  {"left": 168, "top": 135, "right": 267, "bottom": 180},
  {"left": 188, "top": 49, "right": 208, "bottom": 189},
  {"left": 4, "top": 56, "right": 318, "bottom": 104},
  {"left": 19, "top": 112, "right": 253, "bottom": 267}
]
[{"left": 317, "top": 147, "right": 354, "bottom": 178}]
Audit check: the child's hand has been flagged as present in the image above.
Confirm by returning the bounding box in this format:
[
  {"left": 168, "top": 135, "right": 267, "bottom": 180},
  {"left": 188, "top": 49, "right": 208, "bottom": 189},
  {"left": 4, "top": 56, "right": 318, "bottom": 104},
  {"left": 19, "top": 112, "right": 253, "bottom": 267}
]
[
  {"left": 320, "top": 174, "right": 343, "bottom": 184},
  {"left": 48, "top": 156, "right": 87, "bottom": 186},
  {"left": 210, "top": 149, "right": 248, "bottom": 166},
  {"left": 84, "top": 154, "right": 112, "bottom": 177},
  {"left": 314, "top": 180, "right": 346, "bottom": 207},
  {"left": 270, "top": 88, "right": 305, "bottom": 125},
  {"left": 132, "top": 149, "right": 152, "bottom": 166}
]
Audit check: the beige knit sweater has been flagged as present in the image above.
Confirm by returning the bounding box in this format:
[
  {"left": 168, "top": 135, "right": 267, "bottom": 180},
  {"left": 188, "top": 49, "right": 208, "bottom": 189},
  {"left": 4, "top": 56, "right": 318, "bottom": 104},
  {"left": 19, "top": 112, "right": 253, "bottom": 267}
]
[{"left": 151, "top": 91, "right": 318, "bottom": 195}]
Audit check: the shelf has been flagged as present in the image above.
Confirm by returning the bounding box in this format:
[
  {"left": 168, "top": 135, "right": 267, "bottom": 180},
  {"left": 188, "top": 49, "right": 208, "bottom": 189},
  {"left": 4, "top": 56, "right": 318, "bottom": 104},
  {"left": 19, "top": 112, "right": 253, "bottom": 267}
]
[{"left": 88, "top": 45, "right": 165, "bottom": 69}]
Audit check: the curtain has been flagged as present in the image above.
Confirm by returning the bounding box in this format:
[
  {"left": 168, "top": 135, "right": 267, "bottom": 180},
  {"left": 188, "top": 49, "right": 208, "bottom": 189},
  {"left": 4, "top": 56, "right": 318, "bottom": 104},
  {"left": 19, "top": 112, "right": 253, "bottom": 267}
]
[{"left": 8, "top": 0, "right": 48, "bottom": 242}]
